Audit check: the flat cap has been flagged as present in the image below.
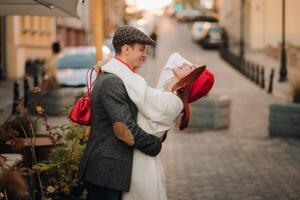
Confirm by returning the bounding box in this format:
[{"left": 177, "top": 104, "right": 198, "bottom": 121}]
[{"left": 112, "top": 25, "right": 155, "bottom": 49}]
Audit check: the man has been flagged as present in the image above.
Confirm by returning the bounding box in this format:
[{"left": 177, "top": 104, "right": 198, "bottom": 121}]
[
  {"left": 150, "top": 25, "right": 158, "bottom": 58},
  {"left": 42, "top": 41, "right": 60, "bottom": 91},
  {"left": 78, "top": 25, "right": 164, "bottom": 200}
]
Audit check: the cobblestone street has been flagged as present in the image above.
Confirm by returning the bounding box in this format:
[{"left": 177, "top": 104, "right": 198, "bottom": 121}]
[{"left": 139, "top": 17, "right": 300, "bottom": 200}]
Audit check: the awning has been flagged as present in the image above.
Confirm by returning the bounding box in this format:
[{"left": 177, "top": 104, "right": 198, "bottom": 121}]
[{"left": 0, "top": 0, "right": 80, "bottom": 18}]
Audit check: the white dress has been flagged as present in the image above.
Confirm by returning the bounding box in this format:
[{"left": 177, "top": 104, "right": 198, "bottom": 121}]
[
  {"left": 122, "top": 117, "right": 169, "bottom": 200},
  {"left": 101, "top": 53, "right": 189, "bottom": 200}
]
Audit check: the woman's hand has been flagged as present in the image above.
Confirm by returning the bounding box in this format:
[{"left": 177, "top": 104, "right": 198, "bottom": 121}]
[{"left": 93, "top": 59, "right": 110, "bottom": 74}]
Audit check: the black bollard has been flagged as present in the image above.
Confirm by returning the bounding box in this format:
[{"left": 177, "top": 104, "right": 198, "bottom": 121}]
[
  {"left": 12, "top": 81, "right": 20, "bottom": 114},
  {"left": 247, "top": 62, "right": 251, "bottom": 79},
  {"left": 250, "top": 63, "right": 255, "bottom": 82},
  {"left": 240, "top": 58, "right": 245, "bottom": 73},
  {"left": 242, "top": 59, "right": 247, "bottom": 75},
  {"left": 255, "top": 64, "right": 260, "bottom": 84},
  {"left": 247, "top": 62, "right": 252, "bottom": 79},
  {"left": 268, "top": 68, "right": 274, "bottom": 94},
  {"left": 245, "top": 62, "right": 249, "bottom": 78},
  {"left": 25, "top": 60, "right": 33, "bottom": 76},
  {"left": 260, "top": 66, "right": 265, "bottom": 89},
  {"left": 240, "top": 59, "right": 244, "bottom": 74},
  {"left": 33, "top": 74, "right": 39, "bottom": 87},
  {"left": 24, "top": 76, "right": 30, "bottom": 108}
]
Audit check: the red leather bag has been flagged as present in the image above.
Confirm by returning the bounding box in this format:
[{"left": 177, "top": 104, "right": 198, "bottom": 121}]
[{"left": 68, "top": 67, "right": 99, "bottom": 126}]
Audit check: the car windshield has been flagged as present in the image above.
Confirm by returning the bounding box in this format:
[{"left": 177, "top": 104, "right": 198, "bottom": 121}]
[
  {"left": 209, "top": 26, "right": 223, "bottom": 33},
  {"left": 57, "top": 48, "right": 97, "bottom": 69}
]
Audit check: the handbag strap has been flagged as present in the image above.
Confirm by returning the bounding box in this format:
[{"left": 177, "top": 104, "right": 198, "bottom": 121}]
[{"left": 85, "top": 66, "right": 101, "bottom": 98}]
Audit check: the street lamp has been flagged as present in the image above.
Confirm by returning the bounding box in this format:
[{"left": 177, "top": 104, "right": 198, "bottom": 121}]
[
  {"left": 279, "top": 0, "right": 287, "bottom": 82},
  {"left": 239, "top": 0, "right": 245, "bottom": 60}
]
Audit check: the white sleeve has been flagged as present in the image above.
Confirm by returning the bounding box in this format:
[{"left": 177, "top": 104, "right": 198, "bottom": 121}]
[{"left": 125, "top": 74, "right": 183, "bottom": 126}]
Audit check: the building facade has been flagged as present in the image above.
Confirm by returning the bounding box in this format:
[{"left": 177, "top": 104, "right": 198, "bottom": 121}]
[
  {"left": 57, "top": 1, "right": 91, "bottom": 47},
  {"left": 104, "top": 0, "right": 126, "bottom": 37},
  {"left": 4, "top": 16, "right": 56, "bottom": 80},
  {"left": 1, "top": 0, "right": 126, "bottom": 80},
  {"left": 220, "top": 0, "right": 300, "bottom": 51}
]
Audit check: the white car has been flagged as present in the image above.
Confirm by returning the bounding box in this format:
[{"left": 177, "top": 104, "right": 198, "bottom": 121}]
[
  {"left": 191, "top": 22, "right": 225, "bottom": 48},
  {"left": 191, "top": 21, "right": 207, "bottom": 42}
]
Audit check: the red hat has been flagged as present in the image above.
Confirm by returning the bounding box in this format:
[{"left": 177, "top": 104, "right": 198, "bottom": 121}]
[{"left": 188, "top": 68, "right": 214, "bottom": 103}]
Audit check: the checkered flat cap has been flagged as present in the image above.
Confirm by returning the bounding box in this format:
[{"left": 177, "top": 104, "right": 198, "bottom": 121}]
[{"left": 112, "top": 25, "right": 155, "bottom": 49}]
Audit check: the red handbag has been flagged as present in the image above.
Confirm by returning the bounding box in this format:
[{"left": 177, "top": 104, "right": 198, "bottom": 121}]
[{"left": 68, "top": 67, "right": 99, "bottom": 126}]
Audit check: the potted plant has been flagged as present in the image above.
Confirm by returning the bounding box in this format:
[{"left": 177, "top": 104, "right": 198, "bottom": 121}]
[
  {"left": 289, "top": 69, "right": 300, "bottom": 103},
  {"left": 269, "top": 69, "right": 300, "bottom": 137},
  {"left": 1, "top": 84, "right": 88, "bottom": 199},
  {"left": 32, "top": 123, "right": 87, "bottom": 200}
]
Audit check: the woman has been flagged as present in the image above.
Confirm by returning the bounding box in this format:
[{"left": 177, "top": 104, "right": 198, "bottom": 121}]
[{"left": 102, "top": 52, "right": 214, "bottom": 200}]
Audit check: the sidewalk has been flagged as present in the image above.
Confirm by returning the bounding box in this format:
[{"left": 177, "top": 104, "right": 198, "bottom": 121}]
[
  {"left": 245, "top": 50, "right": 294, "bottom": 102},
  {"left": 0, "top": 78, "right": 72, "bottom": 127}
]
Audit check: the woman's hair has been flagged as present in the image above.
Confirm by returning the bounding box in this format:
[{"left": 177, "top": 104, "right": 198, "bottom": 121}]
[{"left": 171, "top": 66, "right": 205, "bottom": 130}]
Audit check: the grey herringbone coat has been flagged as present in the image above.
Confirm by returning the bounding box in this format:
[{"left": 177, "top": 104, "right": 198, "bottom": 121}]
[{"left": 78, "top": 72, "right": 162, "bottom": 192}]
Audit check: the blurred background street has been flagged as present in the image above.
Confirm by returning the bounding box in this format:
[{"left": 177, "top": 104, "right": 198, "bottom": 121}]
[
  {"left": 141, "top": 16, "right": 300, "bottom": 200},
  {"left": 1, "top": 0, "right": 300, "bottom": 200}
]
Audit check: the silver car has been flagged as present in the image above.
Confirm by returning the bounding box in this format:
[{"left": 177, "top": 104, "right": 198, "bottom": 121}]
[
  {"left": 191, "top": 22, "right": 225, "bottom": 48},
  {"left": 56, "top": 43, "right": 113, "bottom": 87}
]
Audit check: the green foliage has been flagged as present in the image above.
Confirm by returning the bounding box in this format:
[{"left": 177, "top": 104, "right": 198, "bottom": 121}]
[{"left": 33, "top": 123, "right": 87, "bottom": 199}]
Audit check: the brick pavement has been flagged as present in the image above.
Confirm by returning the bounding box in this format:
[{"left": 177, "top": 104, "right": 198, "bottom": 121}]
[{"left": 139, "top": 16, "right": 300, "bottom": 200}]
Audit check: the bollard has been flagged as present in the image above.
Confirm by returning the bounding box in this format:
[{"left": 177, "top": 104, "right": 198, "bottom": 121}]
[
  {"left": 245, "top": 61, "right": 249, "bottom": 78},
  {"left": 33, "top": 74, "right": 39, "bottom": 87},
  {"left": 248, "top": 62, "right": 252, "bottom": 80},
  {"left": 247, "top": 62, "right": 252, "bottom": 80},
  {"left": 243, "top": 60, "right": 248, "bottom": 76},
  {"left": 260, "top": 66, "right": 265, "bottom": 89},
  {"left": 250, "top": 63, "right": 255, "bottom": 82},
  {"left": 40, "top": 59, "right": 46, "bottom": 77},
  {"left": 247, "top": 62, "right": 252, "bottom": 79},
  {"left": 12, "top": 81, "right": 20, "bottom": 115},
  {"left": 24, "top": 76, "right": 30, "bottom": 108},
  {"left": 268, "top": 68, "right": 274, "bottom": 94},
  {"left": 240, "top": 59, "right": 245, "bottom": 74},
  {"left": 25, "top": 60, "right": 33, "bottom": 76},
  {"left": 255, "top": 64, "right": 260, "bottom": 85},
  {"left": 240, "top": 58, "right": 245, "bottom": 73}
]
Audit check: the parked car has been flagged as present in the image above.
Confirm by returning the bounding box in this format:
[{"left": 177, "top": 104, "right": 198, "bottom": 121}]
[
  {"left": 176, "top": 9, "right": 202, "bottom": 22},
  {"left": 192, "top": 10, "right": 219, "bottom": 22},
  {"left": 192, "top": 14, "right": 218, "bottom": 22},
  {"left": 191, "top": 22, "right": 225, "bottom": 48},
  {"left": 56, "top": 42, "right": 113, "bottom": 87}
]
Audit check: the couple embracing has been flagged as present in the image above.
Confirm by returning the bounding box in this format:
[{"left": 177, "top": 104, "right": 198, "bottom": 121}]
[{"left": 78, "top": 25, "right": 214, "bottom": 200}]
